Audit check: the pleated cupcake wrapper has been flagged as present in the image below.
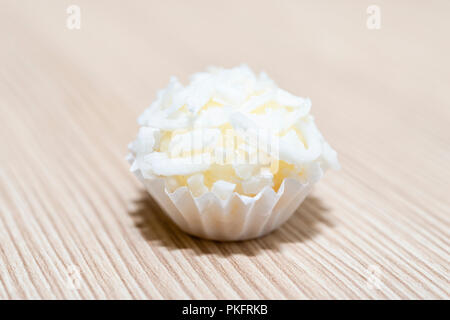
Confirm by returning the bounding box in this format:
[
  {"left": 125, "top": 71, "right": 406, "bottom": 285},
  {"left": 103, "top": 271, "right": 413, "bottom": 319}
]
[{"left": 136, "top": 173, "right": 312, "bottom": 241}]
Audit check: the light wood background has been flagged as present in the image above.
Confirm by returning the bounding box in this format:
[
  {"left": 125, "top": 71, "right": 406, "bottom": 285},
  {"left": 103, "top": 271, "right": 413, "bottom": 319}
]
[{"left": 0, "top": 0, "right": 449, "bottom": 299}]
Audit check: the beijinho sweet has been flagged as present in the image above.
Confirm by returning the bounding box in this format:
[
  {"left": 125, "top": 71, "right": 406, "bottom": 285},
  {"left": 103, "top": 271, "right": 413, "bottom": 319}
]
[{"left": 128, "top": 65, "right": 339, "bottom": 240}]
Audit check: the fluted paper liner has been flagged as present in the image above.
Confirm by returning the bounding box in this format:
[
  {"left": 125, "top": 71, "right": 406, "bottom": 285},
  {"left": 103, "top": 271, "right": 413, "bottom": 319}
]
[{"left": 136, "top": 172, "right": 312, "bottom": 241}]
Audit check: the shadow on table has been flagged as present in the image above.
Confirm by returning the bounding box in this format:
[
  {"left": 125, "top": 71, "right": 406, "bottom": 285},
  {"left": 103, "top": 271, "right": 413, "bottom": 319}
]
[{"left": 129, "top": 190, "right": 334, "bottom": 257}]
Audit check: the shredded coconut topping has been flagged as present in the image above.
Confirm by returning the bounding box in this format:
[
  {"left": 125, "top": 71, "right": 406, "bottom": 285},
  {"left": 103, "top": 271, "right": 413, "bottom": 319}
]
[{"left": 129, "top": 65, "right": 339, "bottom": 197}]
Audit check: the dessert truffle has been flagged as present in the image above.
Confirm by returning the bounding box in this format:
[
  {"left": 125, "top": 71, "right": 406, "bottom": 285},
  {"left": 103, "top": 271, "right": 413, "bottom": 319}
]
[{"left": 129, "top": 65, "right": 339, "bottom": 240}]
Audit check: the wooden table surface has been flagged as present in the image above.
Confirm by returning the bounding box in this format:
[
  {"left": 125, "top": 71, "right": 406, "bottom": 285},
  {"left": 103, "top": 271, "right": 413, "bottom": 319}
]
[{"left": 1, "top": 0, "right": 449, "bottom": 299}]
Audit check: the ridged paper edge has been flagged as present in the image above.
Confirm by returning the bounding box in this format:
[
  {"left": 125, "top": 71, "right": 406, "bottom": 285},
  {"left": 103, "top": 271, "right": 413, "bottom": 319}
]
[{"left": 135, "top": 171, "right": 312, "bottom": 241}]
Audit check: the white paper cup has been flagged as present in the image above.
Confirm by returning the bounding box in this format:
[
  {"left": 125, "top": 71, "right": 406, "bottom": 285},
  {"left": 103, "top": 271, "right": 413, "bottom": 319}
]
[{"left": 136, "top": 173, "right": 312, "bottom": 241}]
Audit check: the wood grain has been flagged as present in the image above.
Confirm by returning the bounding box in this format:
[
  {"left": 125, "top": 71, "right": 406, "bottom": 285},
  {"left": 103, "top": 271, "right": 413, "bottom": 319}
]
[{"left": 0, "top": 0, "right": 449, "bottom": 299}]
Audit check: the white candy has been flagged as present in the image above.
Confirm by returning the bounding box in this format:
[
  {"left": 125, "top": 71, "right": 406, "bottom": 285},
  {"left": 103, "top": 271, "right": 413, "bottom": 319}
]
[{"left": 128, "top": 65, "right": 339, "bottom": 196}]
